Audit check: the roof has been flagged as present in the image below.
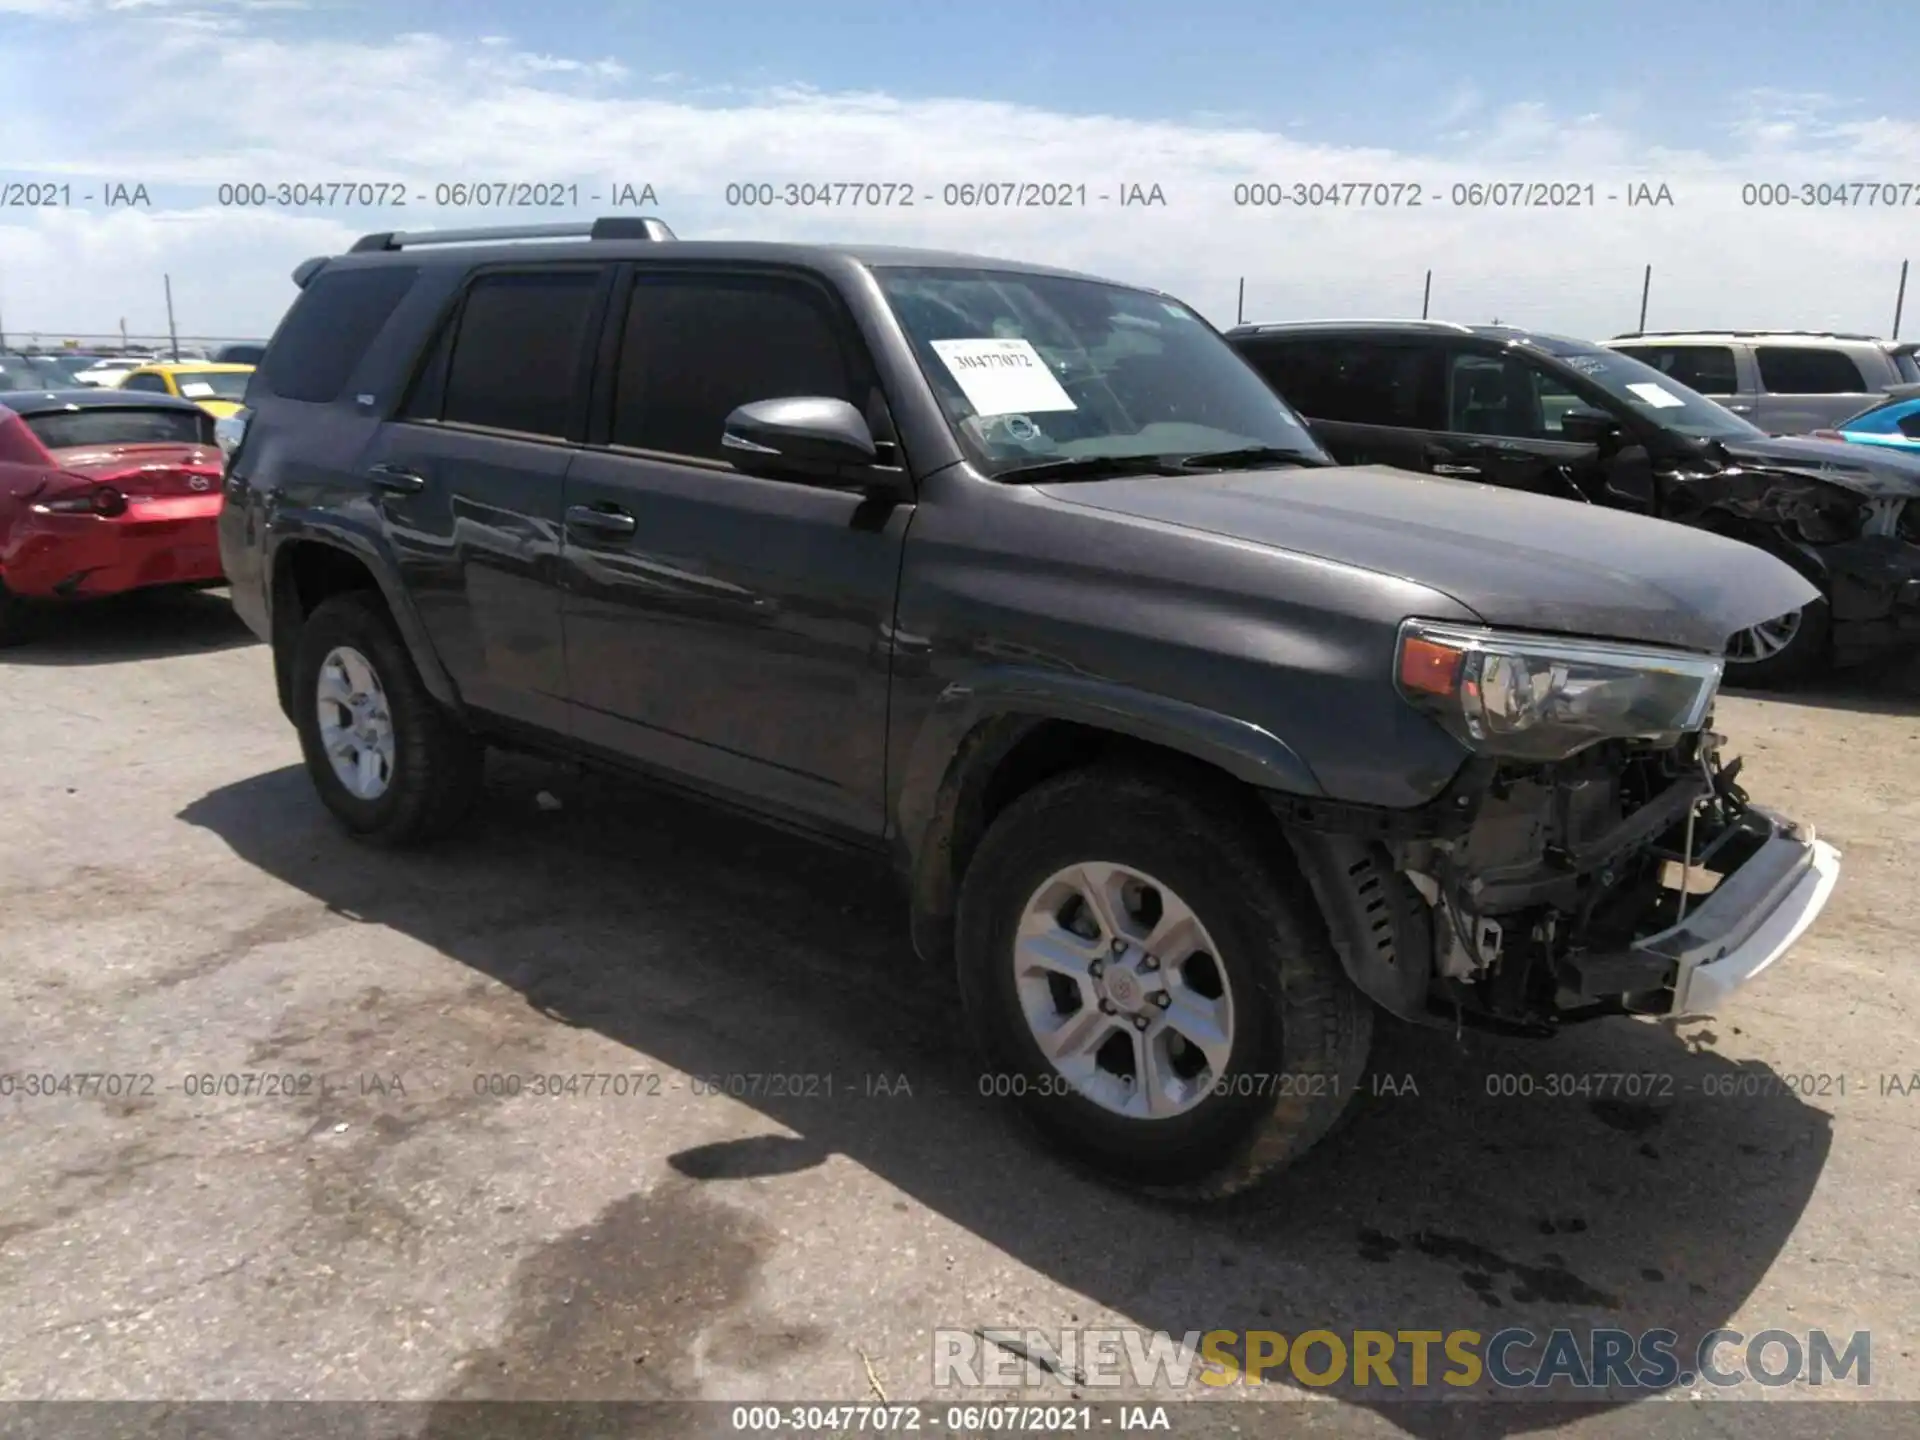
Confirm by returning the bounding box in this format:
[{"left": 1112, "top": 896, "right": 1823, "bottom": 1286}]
[
  {"left": 1226, "top": 318, "right": 1592, "bottom": 347},
  {"left": 0, "top": 388, "right": 208, "bottom": 417},
  {"left": 1605, "top": 330, "right": 1894, "bottom": 345},
  {"left": 306, "top": 218, "right": 1120, "bottom": 289}
]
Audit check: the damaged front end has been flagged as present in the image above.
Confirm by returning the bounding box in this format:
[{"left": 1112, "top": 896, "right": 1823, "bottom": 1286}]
[
  {"left": 1275, "top": 621, "right": 1841, "bottom": 1034},
  {"left": 1664, "top": 446, "right": 1920, "bottom": 666}
]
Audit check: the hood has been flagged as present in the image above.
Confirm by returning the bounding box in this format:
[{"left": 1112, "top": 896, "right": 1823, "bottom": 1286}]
[
  {"left": 1038, "top": 465, "right": 1819, "bottom": 653},
  {"left": 1718, "top": 434, "right": 1920, "bottom": 498}
]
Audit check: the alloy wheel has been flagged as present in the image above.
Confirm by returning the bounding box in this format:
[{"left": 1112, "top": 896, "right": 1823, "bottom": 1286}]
[
  {"left": 1011, "top": 862, "right": 1235, "bottom": 1120},
  {"left": 316, "top": 644, "right": 396, "bottom": 800}
]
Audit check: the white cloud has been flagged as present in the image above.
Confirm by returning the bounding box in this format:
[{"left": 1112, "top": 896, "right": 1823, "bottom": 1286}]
[{"left": 1, "top": 19, "right": 1917, "bottom": 342}]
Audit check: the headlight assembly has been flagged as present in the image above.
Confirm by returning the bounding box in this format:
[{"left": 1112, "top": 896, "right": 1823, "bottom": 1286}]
[{"left": 1396, "top": 620, "right": 1722, "bottom": 761}]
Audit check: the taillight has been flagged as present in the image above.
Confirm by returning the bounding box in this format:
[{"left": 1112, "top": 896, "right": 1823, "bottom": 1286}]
[{"left": 35, "top": 483, "right": 128, "bottom": 517}]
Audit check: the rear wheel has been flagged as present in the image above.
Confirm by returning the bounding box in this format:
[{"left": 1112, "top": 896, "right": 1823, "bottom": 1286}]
[
  {"left": 291, "top": 592, "right": 482, "bottom": 845},
  {"left": 956, "top": 766, "right": 1372, "bottom": 1198}
]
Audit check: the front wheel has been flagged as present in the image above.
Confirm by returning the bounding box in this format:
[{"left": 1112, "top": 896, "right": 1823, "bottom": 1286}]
[
  {"left": 955, "top": 766, "right": 1372, "bottom": 1198},
  {"left": 1724, "top": 594, "right": 1830, "bottom": 689}
]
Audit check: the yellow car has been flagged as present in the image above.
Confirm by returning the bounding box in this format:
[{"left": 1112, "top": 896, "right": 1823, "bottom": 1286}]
[{"left": 117, "top": 363, "right": 254, "bottom": 418}]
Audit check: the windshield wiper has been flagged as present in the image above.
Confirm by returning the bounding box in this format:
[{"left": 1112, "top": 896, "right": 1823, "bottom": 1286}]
[
  {"left": 993, "top": 454, "right": 1180, "bottom": 484},
  {"left": 1170, "top": 445, "right": 1330, "bottom": 471}
]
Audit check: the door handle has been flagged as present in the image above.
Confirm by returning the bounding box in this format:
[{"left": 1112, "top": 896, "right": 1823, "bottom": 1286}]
[
  {"left": 1725, "top": 403, "right": 1754, "bottom": 414},
  {"left": 366, "top": 463, "right": 426, "bottom": 495},
  {"left": 1431, "top": 463, "right": 1481, "bottom": 477},
  {"left": 566, "top": 504, "right": 638, "bottom": 537}
]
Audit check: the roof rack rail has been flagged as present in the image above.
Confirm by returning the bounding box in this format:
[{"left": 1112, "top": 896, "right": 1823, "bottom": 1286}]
[
  {"left": 1611, "top": 328, "right": 1884, "bottom": 342},
  {"left": 1228, "top": 318, "right": 1476, "bottom": 335},
  {"left": 348, "top": 216, "right": 675, "bottom": 254}
]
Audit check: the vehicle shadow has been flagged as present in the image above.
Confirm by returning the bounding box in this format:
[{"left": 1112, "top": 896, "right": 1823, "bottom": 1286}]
[
  {"left": 1723, "top": 654, "right": 1920, "bottom": 715},
  {"left": 180, "top": 756, "right": 1834, "bottom": 1434},
  {"left": 0, "top": 585, "right": 258, "bottom": 665}
]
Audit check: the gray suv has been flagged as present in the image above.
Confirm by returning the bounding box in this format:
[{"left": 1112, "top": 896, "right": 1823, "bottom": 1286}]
[
  {"left": 1603, "top": 330, "right": 1920, "bottom": 433},
  {"left": 219, "top": 219, "right": 1840, "bottom": 1195}
]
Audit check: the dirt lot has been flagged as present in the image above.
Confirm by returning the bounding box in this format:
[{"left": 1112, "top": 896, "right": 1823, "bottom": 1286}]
[{"left": 1, "top": 587, "right": 1915, "bottom": 1437}]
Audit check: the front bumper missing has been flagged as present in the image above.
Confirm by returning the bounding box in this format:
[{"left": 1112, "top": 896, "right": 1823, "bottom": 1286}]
[{"left": 1631, "top": 808, "right": 1841, "bottom": 1015}]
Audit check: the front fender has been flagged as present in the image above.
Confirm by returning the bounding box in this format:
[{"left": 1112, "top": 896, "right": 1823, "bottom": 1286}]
[
  {"left": 266, "top": 509, "right": 466, "bottom": 720},
  {"left": 896, "top": 664, "right": 1326, "bottom": 967}
]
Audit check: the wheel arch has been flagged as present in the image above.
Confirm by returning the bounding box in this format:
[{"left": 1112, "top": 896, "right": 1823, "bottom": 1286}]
[
  {"left": 268, "top": 531, "right": 464, "bottom": 722},
  {"left": 899, "top": 668, "right": 1326, "bottom": 971}
]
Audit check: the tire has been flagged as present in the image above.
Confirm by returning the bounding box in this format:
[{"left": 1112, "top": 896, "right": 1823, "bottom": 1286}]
[
  {"left": 0, "top": 580, "right": 32, "bottom": 647},
  {"left": 290, "top": 591, "right": 482, "bottom": 846},
  {"left": 956, "top": 765, "right": 1372, "bottom": 1198},
  {"left": 1723, "top": 592, "right": 1831, "bottom": 690}
]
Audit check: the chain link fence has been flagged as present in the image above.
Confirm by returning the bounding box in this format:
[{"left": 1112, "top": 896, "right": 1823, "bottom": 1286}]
[{"left": 0, "top": 332, "right": 269, "bottom": 359}]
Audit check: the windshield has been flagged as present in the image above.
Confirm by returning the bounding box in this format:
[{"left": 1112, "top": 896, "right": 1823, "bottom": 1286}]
[
  {"left": 22, "top": 407, "right": 212, "bottom": 449},
  {"left": 171, "top": 369, "right": 251, "bottom": 401},
  {"left": 877, "top": 268, "right": 1330, "bottom": 476},
  {"left": 1553, "top": 344, "right": 1764, "bottom": 440}
]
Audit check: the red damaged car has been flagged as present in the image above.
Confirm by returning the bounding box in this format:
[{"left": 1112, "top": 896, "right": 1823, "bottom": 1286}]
[{"left": 0, "top": 389, "right": 226, "bottom": 644}]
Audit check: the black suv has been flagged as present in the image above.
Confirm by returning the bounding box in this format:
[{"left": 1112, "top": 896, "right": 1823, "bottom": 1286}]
[
  {"left": 1229, "top": 319, "right": 1920, "bottom": 687},
  {"left": 220, "top": 221, "right": 1839, "bottom": 1195}
]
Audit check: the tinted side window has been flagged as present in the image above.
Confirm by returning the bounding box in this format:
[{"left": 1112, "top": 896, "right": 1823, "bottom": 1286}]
[
  {"left": 1756, "top": 346, "right": 1867, "bottom": 394},
  {"left": 1245, "top": 339, "right": 1441, "bottom": 428},
  {"left": 612, "top": 273, "right": 855, "bottom": 460},
  {"left": 1894, "top": 350, "right": 1920, "bottom": 384},
  {"left": 1614, "top": 344, "right": 1739, "bottom": 394},
  {"left": 441, "top": 270, "right": 601, "bottom": 439},
  {"left": 1444, "top": 352, "right": 1580, "bottom": 441},
  {"left": 122, "top": 373, "right": 169, "bottom": 393},
  {"left": 257, "top": 265, "right": 419, "bottom": 404}
]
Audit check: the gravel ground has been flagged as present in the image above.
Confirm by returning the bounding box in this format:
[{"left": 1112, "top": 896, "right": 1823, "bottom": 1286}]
[{"left": 0, "top": 586, "right": 1915, "bottom": 1438}]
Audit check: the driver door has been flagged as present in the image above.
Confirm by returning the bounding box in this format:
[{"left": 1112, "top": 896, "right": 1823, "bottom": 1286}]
[
  {"left": 557, "top": 265, "right": 912, "bottom": 841},
  {"left": 1424, "top": 348, "right": 1599, "bottom": 504}
]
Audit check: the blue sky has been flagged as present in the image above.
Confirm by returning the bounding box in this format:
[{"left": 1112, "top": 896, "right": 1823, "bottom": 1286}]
[
  {"left": 148, "top": 0, "right": 1903, "bottom": 147},
  {"left": 1, "top": 0, "right": 1916, "bottom": 341}
]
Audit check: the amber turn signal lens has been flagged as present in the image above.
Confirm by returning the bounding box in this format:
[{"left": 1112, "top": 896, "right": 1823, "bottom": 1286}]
[{"left": 1399, "top": 635, "right": 1464, "bottom": 696}]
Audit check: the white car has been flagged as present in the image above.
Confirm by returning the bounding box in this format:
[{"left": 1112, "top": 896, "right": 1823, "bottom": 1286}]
[{"left": 72, "top": 357, "right": 159, "bottom": 387}]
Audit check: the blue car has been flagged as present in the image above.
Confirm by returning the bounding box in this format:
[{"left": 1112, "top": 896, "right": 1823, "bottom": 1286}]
[{"left": 1819, "top": 391, "right": 1920, "bottom": 452}]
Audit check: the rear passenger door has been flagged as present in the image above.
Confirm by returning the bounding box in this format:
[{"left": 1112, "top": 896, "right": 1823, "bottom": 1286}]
[
  {"left": 1754, "top": 345, "right": 1882, "bottom": 433},
  {"left": 357, "top": 264, "right": 611, "bottom": 736},
  {"left": 1236, "top": 337, "right": 1441, "bottom": 471},
  {"left": 557, "top": 266, "right": 911, "bottom": 841}
]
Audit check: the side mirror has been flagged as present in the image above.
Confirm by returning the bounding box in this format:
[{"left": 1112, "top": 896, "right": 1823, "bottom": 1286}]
[
  {"left": 1897, "top": 414, "right": 1920, "bottom": 440},
  {"left": 722, "top": 397, "right": 879, "bottom": 483},
  {"left": 1559, "top": 407, "right": 1622, "bottom": 447}
]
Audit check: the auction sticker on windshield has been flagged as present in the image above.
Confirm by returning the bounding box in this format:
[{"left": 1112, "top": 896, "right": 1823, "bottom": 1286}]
[
  {"left": 1626, "top": 381, "right": 1687, "bottom": 409},
  {"left": 931, "top": 338, "right": 1077, "bottom": 416}
]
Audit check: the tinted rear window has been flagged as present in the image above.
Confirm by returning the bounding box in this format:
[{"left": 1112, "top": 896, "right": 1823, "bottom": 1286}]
[
  {"left": 1239, "top": 338, "right": 1443, "bottom": 428},
  {"left": 257, "top": 265, "right": 419, "bottom": 403},
  {"left": 22, "top": 407, "right": 212, "bottom": 449},
  {"left": 440, "top": 270, "right": 600, "bottom": 438},
  {"left": 1894, "top": 350, "right": 1920, "bottom": 384},
  {"left": 1756, "top": 346, "right": 1868, "bottom": 394}
]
